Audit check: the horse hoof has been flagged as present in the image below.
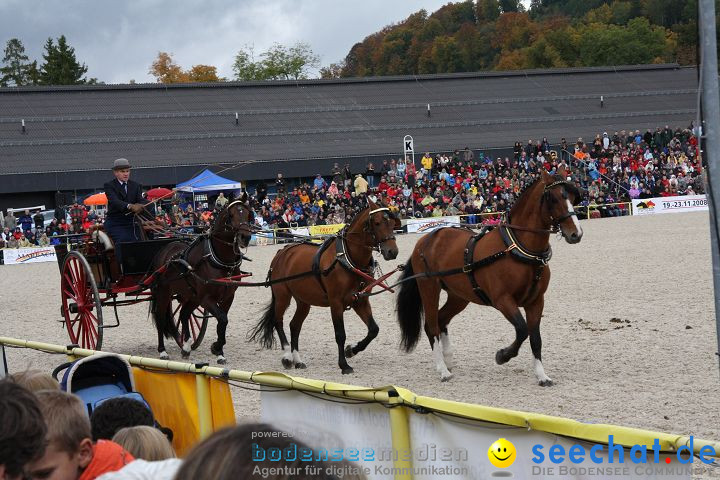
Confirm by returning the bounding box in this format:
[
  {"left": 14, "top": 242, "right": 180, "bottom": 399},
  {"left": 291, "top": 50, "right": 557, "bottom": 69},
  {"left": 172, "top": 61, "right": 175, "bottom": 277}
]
[
  {"left": 538, "top": 379, "right": 553, "bottom": 387},
  {"left": 341, "top": 366, "right": 354, "bottom": 375},
  {"left": 181, "top": 350, "right": 191, "bottom": 359},
  {"left": 281, "top": 358, "right": 293, "bottom": 369},
  {"left": 216, "top": 355, "right": 227, "bottom": 365},
  {"left": 440, "top": 372, "right": 454, "bottom": 382},
  {"left": 344, "top": 345, "right": 355, "bottom": 359},
  {"left": 159, "top": 351, "right": 169, "bottom": 360},
  {"left": 295, "top": 362, "right": 307, "bottom": 369},
  {"left": 495, "top": 349, "right": 508, "bottom": 365}
]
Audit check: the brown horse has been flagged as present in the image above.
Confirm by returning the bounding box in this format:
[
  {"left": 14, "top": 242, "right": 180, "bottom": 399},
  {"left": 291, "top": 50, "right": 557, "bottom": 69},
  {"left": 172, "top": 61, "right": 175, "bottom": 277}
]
[
  {"left": 150, "top": 196, "right": 254, "bottom": 364},
  {"left": 250, "top": 201, "right": 400, "bottom": 374},
  {"left": 396, "top": 168, "right": 582, "bottom": 385}
]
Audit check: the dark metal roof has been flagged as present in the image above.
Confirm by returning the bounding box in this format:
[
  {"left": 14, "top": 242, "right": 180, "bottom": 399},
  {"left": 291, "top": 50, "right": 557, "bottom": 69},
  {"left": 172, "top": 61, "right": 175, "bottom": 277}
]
[{"left": 0, "top": 64, "right": 698, "bottom": 193}]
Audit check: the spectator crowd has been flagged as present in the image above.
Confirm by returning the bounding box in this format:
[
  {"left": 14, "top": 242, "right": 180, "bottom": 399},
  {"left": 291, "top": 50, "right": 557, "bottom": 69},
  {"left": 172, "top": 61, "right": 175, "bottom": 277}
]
[{"left": 0, "top": 124, "right": 706, "bottom": 249}]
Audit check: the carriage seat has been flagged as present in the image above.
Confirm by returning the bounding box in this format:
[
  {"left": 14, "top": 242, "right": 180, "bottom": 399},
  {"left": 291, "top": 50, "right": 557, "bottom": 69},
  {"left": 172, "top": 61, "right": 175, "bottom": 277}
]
[{"left": 91, "top": 226, "right": 115, "bottom": 251}]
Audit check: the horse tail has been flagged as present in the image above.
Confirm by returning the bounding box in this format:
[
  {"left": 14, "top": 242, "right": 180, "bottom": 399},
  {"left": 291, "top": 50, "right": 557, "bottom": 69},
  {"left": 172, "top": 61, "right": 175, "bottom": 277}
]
[
  {"left": 249, "top": 290, "right": 277, "bottom": 349},
  {"left": 396, "top": 258, "right": 423, "bottom": 352}
]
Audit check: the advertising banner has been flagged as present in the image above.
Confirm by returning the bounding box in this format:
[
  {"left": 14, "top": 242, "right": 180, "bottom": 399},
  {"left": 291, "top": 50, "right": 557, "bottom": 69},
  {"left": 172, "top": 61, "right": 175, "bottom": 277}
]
[
  {"left": 262, "top": 390, "right": 692, "bottom": 480},
  {"left": 632, "top": 195, "right": 708, "bottom": 216},
  {"left": 310, "top": 223, "right": 345, "bottom": 236},
  {"left": 406, "top": 216, "right": 460, "bottom": 233},
  {"left": 2, "top": 247, "right": 57, "bottom": 265}
]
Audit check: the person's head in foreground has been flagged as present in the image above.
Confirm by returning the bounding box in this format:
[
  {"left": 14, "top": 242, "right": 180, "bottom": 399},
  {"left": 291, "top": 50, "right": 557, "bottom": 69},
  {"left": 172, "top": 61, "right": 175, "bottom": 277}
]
[
  {"left": 0, "top": 379, "right": 48, "bottom": 480},
  {"left": 174, "top": 423, "right": 367, "bottom": 480},
  {"left": 26, "top": 390, "right": 133, "bottom": 480},
  {"left": 8, "top": 370, "right": 59, "bottom": 393},
  {"left": 111, "top": 426, "right": 174, "bottom": 462}
]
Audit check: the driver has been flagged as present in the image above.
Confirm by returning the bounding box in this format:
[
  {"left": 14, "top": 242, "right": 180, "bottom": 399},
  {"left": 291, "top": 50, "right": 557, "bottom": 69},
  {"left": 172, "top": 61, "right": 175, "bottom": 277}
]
[{"left": 104, "top": 158, "right": 146, "bottom": 258}]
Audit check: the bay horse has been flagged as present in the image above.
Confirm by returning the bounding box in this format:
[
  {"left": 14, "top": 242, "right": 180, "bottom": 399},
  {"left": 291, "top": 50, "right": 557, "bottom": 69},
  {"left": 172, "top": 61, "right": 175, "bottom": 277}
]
[
  {"left": 150, "top": 195, "right": 254, "bottom": 364},
  {"left": 250, "top": 201, "right": 400, "bottom": 374},
  {"left": 396, "top": 168, "right": 582, "bottom": 385}
]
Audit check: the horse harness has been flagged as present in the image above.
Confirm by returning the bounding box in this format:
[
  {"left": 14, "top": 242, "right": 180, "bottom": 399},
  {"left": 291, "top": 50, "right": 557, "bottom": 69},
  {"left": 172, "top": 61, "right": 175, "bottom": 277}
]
[{"left": 424, "top": 179, "right": 575, "bottom": 305}]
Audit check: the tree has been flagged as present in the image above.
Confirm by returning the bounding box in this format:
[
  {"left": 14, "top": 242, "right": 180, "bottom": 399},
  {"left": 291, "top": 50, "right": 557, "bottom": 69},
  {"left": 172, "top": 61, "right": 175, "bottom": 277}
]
[
  {"left": 233, "top": 42, "right": 320, "bottom": 81},
  {"left": 477, "top": 0, "right": 501, "bottom": 23},
  {"left": 319, "top": 62, "right": 345, "bottom": 79},
  {"left": 187, "top": 65, "right": 221, "bottom": 82},
  {"left": 0, "top": 38, "right": 37, "bottom": 86},
  {"left": 149, "top": 52, "right": 188, "bottom": 83},
  {"left": 39, "top": 35, "right": 88, "bottom": 85}
]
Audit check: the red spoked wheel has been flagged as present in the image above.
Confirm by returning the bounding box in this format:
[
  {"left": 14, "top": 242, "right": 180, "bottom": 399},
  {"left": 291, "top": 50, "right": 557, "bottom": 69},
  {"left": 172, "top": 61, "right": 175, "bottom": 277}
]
[
  {"left": 172, "top": 299, "right": 209, "bottom": 350},
  {"left": 60, "top": 251, "right": 104, "bottom": 350}
]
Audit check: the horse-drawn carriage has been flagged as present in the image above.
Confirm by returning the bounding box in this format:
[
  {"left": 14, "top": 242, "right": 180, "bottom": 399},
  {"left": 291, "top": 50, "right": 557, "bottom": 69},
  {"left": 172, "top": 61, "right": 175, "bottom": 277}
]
[{"left": 55, "top": 232, "right": 209, "bottom": 352}]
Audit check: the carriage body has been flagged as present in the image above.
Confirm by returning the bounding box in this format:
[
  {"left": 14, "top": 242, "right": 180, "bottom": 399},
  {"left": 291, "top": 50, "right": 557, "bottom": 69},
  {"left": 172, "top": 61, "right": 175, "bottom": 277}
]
[{"left": 55, "top": 236, "right": 209, "bottom": 351}]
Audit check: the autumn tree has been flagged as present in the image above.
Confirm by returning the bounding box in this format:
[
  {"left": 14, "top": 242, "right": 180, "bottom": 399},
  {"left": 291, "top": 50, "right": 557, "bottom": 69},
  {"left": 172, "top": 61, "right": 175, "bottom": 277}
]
[
  {"left": 149, "top": 52, "right": 188, "bottom": 83},
  {"left": 319, "top": 62, "right": 345, "bottom": 79},
  {"left": 187, "top": 65, "right": 220, "bottom": 82}
]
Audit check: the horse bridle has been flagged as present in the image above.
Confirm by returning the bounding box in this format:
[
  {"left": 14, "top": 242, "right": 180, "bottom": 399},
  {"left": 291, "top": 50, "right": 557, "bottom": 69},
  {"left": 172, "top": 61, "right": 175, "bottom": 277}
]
[
  {"left": 503, "top": 179, "right": 579, "bottom": 235},
  {"left": 542, "top": 180, "right": 579, "bottom": 230},
  {"left": 363, "top": 207, "right": 397, "bottom": 249},
  {"left": 213, "top": 200, "right": 256, "bottom": 255}
]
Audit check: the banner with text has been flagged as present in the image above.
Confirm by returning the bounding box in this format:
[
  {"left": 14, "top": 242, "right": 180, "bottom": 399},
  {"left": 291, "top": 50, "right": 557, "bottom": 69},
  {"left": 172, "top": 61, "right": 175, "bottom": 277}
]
[
  {"left": 261, "top": 390, "right": 689, "bottom": 479},
  {"left": 406, "top": 216, "right": 460, "bottom": 233},
  {"left": 2, "top": 247, "right": 57, "bottom": 265},
  {"left": 632, "top": 195, "right": 708, "bottom": 216}
]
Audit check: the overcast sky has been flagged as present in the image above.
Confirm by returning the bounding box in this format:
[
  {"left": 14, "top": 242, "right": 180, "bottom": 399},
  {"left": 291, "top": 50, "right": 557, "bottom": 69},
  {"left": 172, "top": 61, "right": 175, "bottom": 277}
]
[{"left": 0, "top": 0, "right": 465, "bottom": 84}]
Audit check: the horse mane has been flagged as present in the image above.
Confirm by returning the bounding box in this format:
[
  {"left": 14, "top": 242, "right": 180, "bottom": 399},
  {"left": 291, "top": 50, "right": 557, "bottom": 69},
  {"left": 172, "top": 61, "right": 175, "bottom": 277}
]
[{"left": 508, "top": 176, "right": 543, "bottom": 220}]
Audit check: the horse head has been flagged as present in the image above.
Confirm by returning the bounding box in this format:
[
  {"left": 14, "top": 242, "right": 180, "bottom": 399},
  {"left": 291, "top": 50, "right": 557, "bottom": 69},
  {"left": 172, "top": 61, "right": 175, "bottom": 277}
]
[
  {"left": 541, "top": 167, "right": 583, "bottom": 244},
  {"left": 365, "top": 200, "right": 399, "bottom": 260},
  {"left": 224, "top": 192, "right": 254, "bottom": 248}
]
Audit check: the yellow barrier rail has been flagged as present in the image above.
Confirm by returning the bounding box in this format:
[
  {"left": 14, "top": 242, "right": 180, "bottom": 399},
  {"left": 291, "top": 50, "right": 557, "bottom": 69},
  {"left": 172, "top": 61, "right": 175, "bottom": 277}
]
[{"left": 2, "top": 335, "right": 718, "bottom": 474}]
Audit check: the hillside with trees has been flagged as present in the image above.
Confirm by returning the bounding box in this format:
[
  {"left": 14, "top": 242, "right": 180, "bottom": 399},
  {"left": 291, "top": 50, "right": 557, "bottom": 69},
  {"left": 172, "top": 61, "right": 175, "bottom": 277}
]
[{"left": 334, "top": 0, "right": 705, "bottom": 77}]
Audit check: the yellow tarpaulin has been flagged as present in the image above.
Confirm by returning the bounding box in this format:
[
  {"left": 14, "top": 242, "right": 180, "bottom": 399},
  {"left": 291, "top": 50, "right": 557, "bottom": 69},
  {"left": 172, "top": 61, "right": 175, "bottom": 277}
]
[{"left": 132, "top": 368, "right": 235, "bottom": 456}]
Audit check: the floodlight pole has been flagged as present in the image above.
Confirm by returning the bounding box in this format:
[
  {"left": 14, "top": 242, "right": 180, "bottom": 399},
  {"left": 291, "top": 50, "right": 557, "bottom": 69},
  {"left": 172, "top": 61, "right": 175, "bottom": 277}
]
[{"left": 699, "top": 0, "right": 720, "bottom": 375}]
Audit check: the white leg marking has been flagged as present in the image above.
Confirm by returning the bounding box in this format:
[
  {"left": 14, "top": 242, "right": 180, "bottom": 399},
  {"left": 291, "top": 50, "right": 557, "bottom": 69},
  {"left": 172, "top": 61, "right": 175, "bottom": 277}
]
[
  {"left": 566, "top": 199, "right": 583, "bottom": 235},
  {"left": 216, "top": 354, "right": 226, "bottom": 365},
  {"left": 182, "top": 342, "right": 192, "bottom": 354},
  {"left": 440, "top": 332, "right": 454, "bottom": 370},
  {"left": 432, "top": 336, "right": 453, "bottom": 381},
  {"left": 292, "top": 350, "right": 303, "bottom": 364},
  {"left": 534, "top": 358, "right": 552, "bottom": 385},
  {"left": 159, "top": 351, "right": 169, "bottom": 360},
  {"left": 281, "top": 350, "right": 293, "bottom": 368}
]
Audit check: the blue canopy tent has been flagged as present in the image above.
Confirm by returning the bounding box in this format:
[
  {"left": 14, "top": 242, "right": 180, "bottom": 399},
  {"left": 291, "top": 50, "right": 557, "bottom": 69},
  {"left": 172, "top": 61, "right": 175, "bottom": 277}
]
[{"left": 176, "top": 169, "right": 243, "bottom": 193}]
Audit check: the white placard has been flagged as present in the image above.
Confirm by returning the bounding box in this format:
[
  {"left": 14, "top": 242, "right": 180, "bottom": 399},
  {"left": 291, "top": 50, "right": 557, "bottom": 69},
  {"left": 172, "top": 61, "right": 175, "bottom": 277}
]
[
  {"left": 2, "top": 247, "right": 57, "bottom": 265},
  {"left": 632, "top": 195, "right": 708, "bottom": 216}
]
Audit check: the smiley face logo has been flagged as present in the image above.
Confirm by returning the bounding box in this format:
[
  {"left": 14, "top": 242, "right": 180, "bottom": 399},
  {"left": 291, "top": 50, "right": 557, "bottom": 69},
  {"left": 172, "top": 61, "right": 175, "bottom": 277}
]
[{"left": 488, "top": 438, "right": 516, "bottom": 468}]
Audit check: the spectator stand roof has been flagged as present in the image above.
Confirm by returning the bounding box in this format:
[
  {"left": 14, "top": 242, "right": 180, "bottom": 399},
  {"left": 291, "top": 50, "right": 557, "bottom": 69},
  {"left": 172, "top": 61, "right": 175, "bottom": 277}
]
[
  {"left": 0, "top": 63, "right": 699, "bottom": 195},
  {"left": 176, "top": 168, "right": 243, "bottom": 193}
]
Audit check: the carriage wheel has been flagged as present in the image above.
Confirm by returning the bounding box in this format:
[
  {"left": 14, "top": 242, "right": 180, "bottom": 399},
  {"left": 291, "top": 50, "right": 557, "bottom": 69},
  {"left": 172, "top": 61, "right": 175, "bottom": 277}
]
[
  {"left": 60, "top": 251, "right": 104, "bottom": 350},
  {"left": 172, "top": 299, "right": 209, "bottom": 350}
]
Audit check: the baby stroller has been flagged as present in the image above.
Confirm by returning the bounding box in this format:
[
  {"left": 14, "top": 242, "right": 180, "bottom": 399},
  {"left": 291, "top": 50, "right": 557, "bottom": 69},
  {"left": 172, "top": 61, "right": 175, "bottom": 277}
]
[{"left": 52, "top": 353, "right": 151, "bottom": 417}]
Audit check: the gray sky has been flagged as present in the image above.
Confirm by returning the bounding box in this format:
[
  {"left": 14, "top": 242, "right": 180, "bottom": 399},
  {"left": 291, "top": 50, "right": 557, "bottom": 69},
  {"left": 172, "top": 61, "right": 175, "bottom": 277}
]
[{"left": 0, "top": 0, "right": 457, "bottom": 84}]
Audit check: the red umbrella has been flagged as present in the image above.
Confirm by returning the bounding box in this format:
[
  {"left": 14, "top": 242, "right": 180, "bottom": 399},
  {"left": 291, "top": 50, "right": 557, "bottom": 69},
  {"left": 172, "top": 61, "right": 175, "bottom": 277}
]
[
  {"left": 146, "top": 187, "right": 173, "bottom": 201},
  {"left": 84, "top": 193, "right": 107, "bottom": 206}
]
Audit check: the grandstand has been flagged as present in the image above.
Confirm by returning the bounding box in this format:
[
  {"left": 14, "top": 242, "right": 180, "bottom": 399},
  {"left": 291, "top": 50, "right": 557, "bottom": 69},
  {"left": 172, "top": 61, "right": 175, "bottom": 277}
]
[{"left": 0, "top": 63, "right": 697, "bottom": 209}]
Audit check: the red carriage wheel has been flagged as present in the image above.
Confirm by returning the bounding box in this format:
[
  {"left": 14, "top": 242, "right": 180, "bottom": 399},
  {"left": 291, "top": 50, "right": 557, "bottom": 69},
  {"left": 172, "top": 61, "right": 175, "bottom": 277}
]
[
  {"left": 60, "top": 251, "right": 104, "bottom": 350},
  {"left": 172, "top": 299, "right": 209, "bottom": 350}
]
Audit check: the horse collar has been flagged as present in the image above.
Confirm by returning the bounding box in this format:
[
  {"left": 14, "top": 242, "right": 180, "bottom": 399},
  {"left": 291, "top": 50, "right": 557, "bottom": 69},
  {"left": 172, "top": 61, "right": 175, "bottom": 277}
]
[
  {"left": 204, "top": 234, "right": 243, "bottom": 270},
  {"left": 500, "top": 226, "right": 552, "bottom": 265}
]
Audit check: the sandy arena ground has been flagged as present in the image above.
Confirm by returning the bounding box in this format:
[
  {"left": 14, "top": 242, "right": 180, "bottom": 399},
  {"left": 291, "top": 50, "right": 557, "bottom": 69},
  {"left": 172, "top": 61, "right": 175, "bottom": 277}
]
[{"left": 1, "top": 211, "right": 719, "bottom": 442}]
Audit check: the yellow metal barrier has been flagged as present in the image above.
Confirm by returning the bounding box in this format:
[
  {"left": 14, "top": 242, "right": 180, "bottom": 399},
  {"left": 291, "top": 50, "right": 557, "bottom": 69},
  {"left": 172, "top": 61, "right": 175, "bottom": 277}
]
[{"left": 2, "top": 335, "right": 719, "bottom": 479}]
